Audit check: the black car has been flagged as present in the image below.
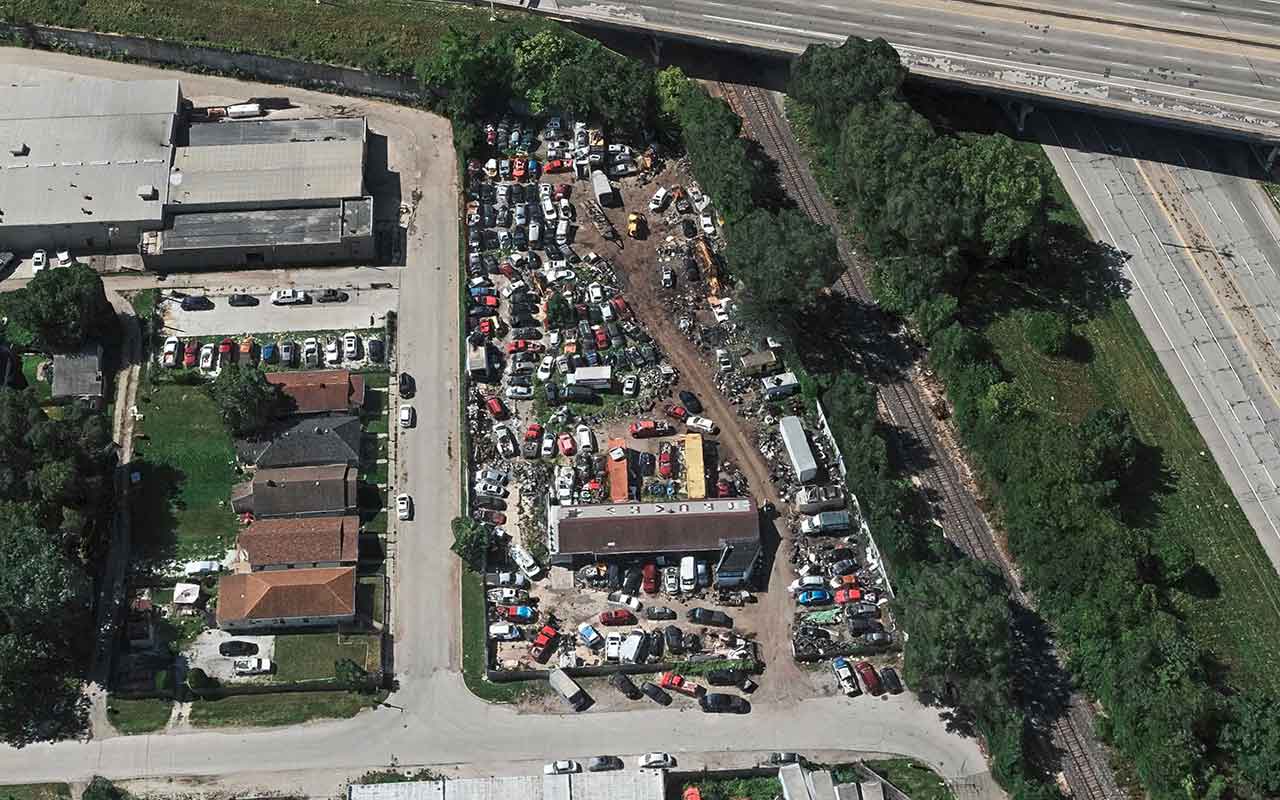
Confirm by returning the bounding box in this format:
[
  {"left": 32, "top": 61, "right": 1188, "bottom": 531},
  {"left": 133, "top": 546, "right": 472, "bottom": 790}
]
[
  {"left": 317, "top": 289, "right": 350, "bottom": 303},
  {"left": 367, "top": 339, "right": 386, "bottom": 363},
  {"left": 681, "top": 218, "right": 697, "bottom": 238},
  {"left": 610, "top": 672, "right": 643, "bottom": 700},
  {"left": 707, "top": 669, "right": 746, "bottom": 687},
  {"left": 545, "top": 382, "right": 562, "bottom": 406},
  {"left": 700, "top": 693, "right": 751, "bottom": 714},
  {"left": 473, "top": 495, "right": 506, "bottom": 511},
  {"left": 509, "top": 375, "right": 533, "bottom": 388},
  {"left": 622, "top": 567, "right": 643, "bottom": 595},
  {"left": 0, "top": 251, "right": 15, "bottom": 278},
  {"left": 686, "top": 607, "right": 733, "bottom": 627},
  {"left": 647, "top": 629, "right": 664, "bottom": 659},
  {"left": 645, "top": 605, "right": 676, "bottom": 621},
  {"left": 180, "top": 295, "right": 214, "bottom": 311},
  {"left": 511, "top": 327, "right": 542, "bottom": 340},
  {"left": 587, "top": 755, "right": 623, "bottom": 772},
  {"left": 398, "top": 372, "right": 416, "bottom": 398},
  {"left": 638, "top": 451, "right": 656, "bottom": 476},
  {"left": 563, "top": 385, "right": 598, "bottom": 404},
  {"left": 640, "top": 681, "right": 673, "bottom": 706},
  {"left": 683, "top": 633, "right": 702, "bottom": 653},
  {"left": 664, "top": 624, "right": 684, "bottom": 654},
  {"left": 218, "top": 640, "right": 258, "bottom": 657},
  {"left": 880, "top": 666, "right": 904, "bottom": 694},
  {"left": 678, "top": 390, "right": 703, "bottom": 413},
  {"left": 521, "top": 439, "right": 540, "bottom": 459},
  {"left": 227, "top": 293, "right": 258, "bottom": 307}
]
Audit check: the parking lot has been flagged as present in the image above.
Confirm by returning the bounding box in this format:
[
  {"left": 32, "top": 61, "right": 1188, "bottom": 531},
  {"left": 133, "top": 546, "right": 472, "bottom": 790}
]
[
  {"left": 161, "top": 288, "right": 397, "bottom": 337},
  {"left": 186, "top": 630, "right": 277, "bottom": 682}
]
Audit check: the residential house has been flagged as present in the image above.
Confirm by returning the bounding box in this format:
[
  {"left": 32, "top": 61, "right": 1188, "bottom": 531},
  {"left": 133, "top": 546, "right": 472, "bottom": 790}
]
[
  {"left": 266, "top": 369, "right": 366, "bottom": 415},
  {"left": 216, "top": 567, "right": 356, "bottom": 631},
  {"left": 236, "top": 414, "right": 362, "bottom": 468},
  {"left": 230, "top": 463, "right": 357, "bottom": 519},
  {"left": 231, "top": 515, "right": 359, "bottom": 572},
  {"left": 51, "top": 342, "right": 104, "bottom": 407}
]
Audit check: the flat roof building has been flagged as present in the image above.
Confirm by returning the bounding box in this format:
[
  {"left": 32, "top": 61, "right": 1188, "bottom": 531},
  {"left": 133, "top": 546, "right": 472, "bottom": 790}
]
[
  {"left": 51, "top": 343, "right": 105, "bottom": 406},
  {"left": 348, "top": 772, "right": 664, "bottom": 800},
  {"left": 167, "top": 139, "right": 365, "bottom": 211}
]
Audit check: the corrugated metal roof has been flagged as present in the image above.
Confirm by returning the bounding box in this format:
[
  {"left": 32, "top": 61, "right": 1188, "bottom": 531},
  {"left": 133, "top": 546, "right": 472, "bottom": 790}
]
[
  {"left": 780, "top": 764, "right": 811, "bottom": 800},
  {"left": 568, "top": 771, "right": 664, "bottom": 800},
  {"left": 187, "top": 117, "right": 366, "bottom": 147},
  {"left": 859, "top": 781, "right": 885, "bottom": 800},
  {"left": 168, "top": 139, "right": 364, "bottom": 208},
  {"left": 550, "top": 498, "right": 759, "bottom": 557},
  {"left": 350, "top": 781, "right": 444, "bottom": 800},
  {"left": 0, "top": 77, "right": 179, "bottom": 120},
  {"left": 809, "top": 771, "right": 838, "bottom": 800},
  {"left": 835, "top": 784, "right": 862, "bottom": 800},
  {"left": 347, "top": 772, "right": 664, "bottom": 800}
]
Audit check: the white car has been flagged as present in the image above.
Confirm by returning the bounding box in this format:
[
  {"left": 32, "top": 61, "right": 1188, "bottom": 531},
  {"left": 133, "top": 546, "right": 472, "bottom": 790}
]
[
  {"left": 475, "top": 480, "right": 508, "bottom": 498},
  {"left": 587, "top": 283, "right": 605, "bottom": 303},
  {"left": 183, "top": 560, "right": 221, "bottom": 577},
  {"left": 700, "top": 212, "right": 716, "bottom": 235},
  {"left": 609, "top": 446, "right": 627, "bottom": 462},
  {"left": 622, "top": 375, "right": 639, "bottom": 397},
  {"left": 270, "top": 289, "right": 308, "bottom": 305},
  {"left": 539, "top": 182, "right": 553, "bottom": 200},
  {"left": 494, "top": 425, "right": 518, "bottom": 458},
  {"left": 55, "top": 250, "right": 75, "bottom": 267},
  {"left": 510, "top": 544, "right": 544, "bottom": 579},
  {"left": 578, "top": 622, "right": 603, "bottom": 648},
  {"left": 541, "top": 430, "right": 557, "bottom": 457},
  {"left": 662, "top": 566, "right": 680, "bottom": 594},
  {"left": 605, "top": 632, "right": 624, "bottom": 661},
  {"left": 494, "top": 571, "right": 528, "bottom": 588},
  {"left": 232, "top": 657, "right": 273, "bottom": 676},
  {"left": 399, "top": 405, "right": 415, "bottom": 428},
  {"left": 607, "top": 591, "right": 642, "bottom": 612},
  {"left": 575, "top": 423, "right": 595, "bottom": 454},
  {"left": 528, "top": 222, "right": 542, "bottom": 244},
  {"left": 558, "top": 197, "right": 573, "bottom": 219},
  {"left": 199, "top": 344, "right": 216, "bottom": 372},
  {"left": 324, "top": 339, "right": 341, "bottom": 366},
  {"left": 161, "top": 336, "right": 180, "bottom": 368},
  {"left": 506, "top": 385, "right": 533, "bottom": 400},
  {"left": 475, "top": 467, "right": 510, "bottom": 485},
  {"left": 343, "top": 332, "right": 360, "bottom": 360},
  {"left": 638, "top": 753, "right": 675, "bottom": 770},
  {"left": 396, "top": 493, "right": 413, "bottom": 521},
  {"left": 687, "top": 415, "right": 717, "bottom": 434},
  {"left": 31, "top": 249, "right": 48, "bottom": 274},
  {"left": 544, "top": 761, "right": 580, "bottom": 775},
  {"left": 541, "top": 197, "right": 557, "bottom": 220},
  {"left": 789, "top": 575, "right": 828, "bottom": 595},
  {"left": 302, "top": 337, "right": 320, "bottom": 367},
  {"left": 832, "top": 658, "right": 859, "bottom": 696},
  {"left": 489, "top": 623, "right": 522, "bottom": 641},
  {"left": 649, "top": 186, "right": 669, "bottom": 212},
  {"left": 501, "top": 280, "right": 527, "bottom": 299},
  {"left": 537, "top": 356, "right": 555, "bottom": 382},
  {"left": 661, "top": 265, "right": 674, "bottom": 288}
]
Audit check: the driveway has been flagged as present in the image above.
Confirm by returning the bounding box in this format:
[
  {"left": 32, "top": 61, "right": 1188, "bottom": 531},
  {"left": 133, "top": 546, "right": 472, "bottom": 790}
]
[
  {"left": 0, "top": 50, "right": 998, "bottom": 800},
  {"left": 160, "top": 289, "right": 397, "bottom": 337},
  {"left": 185, "top": 630, "right": 277, "bottom": 682}
]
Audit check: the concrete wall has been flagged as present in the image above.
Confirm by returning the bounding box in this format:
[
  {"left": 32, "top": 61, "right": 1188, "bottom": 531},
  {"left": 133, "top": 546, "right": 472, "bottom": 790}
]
[{"left": 1, "top": 22, "right": 432, "bottom": 103}]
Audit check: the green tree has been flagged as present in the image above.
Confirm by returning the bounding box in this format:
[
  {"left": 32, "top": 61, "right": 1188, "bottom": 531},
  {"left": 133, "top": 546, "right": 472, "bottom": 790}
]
[
  {"left": 335, "top": 658, "right": 374, "bottom": 693},
  {"left": 3, "top": 264, "right": 115, "bottom": 353},
  {"left": 207, "top": 363, "right": 285, "bottom": 437},
  {"left": 725, "top": 208, "right": 840, "bottom": 335},
  {"left": 1023, "top": 310, "right": 1071, "bottom": 356},
  {"left": 511, "top": 29, "right": 575, "bottom": 115},
  {"left": 82, "top": 777, "right": 129, "bottom": 800},
  {"left": 1223, "top": 691, "right": 1280, "bottom": 795},
  {"left": 790, "top": 37, "right": 906, "bottom": 130},
  {"left": 545, "top": 294, "right": 573, "bottom": 329},
  {"left": 0, "top": 631, "right": 86, "bottom": 747},
  {"left": 186, "top": 667, "right": 217, "bottom": 692},
  {"left": 913, "top": 293, "right": 959, "bottom": 339},
  {"left": 0, "top": 504, "right": 90, "bottom": 635},
  {"left": 948, "top": 134, "right": 1052, "bottom": 261},
  {"left": 451, "top": 516, "right": 488, "bottom": 572},
  {"left": 654, "top": 66, "right": 688, "bottom": 138}
]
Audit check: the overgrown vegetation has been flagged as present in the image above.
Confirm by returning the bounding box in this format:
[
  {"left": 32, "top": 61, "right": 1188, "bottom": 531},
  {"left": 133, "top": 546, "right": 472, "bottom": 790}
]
[
  {"left": 0, "top": 265, "right": 117, "bottom": 354},
  {"left": 790, "top": 35, "right": 1280, "bottom": 800}
]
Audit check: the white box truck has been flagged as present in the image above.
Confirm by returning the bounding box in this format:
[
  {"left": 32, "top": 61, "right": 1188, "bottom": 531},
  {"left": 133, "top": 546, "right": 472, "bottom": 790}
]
[
  {"left": 591, "top": 170, "right": 617, "bottom": 207},
  {"left": 779, "top": 416, "right": 818, "bottom": 483},
  {"left": 799, "top": 510, "right": 852, "bottom": 535},
  {"left": 679, "top": 556, "right": 697, "bottom": 593}
]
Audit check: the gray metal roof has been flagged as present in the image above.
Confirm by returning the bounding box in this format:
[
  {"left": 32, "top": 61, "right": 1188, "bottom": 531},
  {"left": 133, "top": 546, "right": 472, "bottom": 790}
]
[
  {"left": 152, "top": 198, "right": 371, "bottom": 252},
  {"left": 780, "top": 764, "right": 811, "bottom": 800},
  {"left": 167, "top": 139, "right": 364, "bottom": 208},
  {"left": 810, "top": 771, "right": 838, "bottom": 800},
  {"left": 51, "top": 343, "right": 103, "bottom": 399},
  {"left": 550, "top": 498, "right": 759, "bottom": 558},
  {"left": 187, "top": 117, "right": 366, "bottom": 147},
  {"left": 0, "top": 77, "right": 175, "bottom": 230},
  {"left": 347, "top": 772, "right": 663, "bottom": 800}
]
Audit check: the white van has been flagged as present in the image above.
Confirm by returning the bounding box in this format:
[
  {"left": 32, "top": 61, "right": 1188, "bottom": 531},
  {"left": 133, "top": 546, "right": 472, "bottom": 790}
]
[
  {"left": 575, "top": 423, "right": 595, "bottom": 454},
  {"left": 556, "top": 219, "right": 570, "bottom": 246},
  {"left": 679, "top": 556, "right": 697, "bottom": 593},
  {"left": 648, "top": 186, "right": 669, "bottom": 212}
]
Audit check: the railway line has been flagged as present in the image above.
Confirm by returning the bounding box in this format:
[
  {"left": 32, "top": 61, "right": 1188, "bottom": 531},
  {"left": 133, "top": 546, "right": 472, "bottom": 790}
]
[{"left": 715, "top": 80, "right": 1124, "bottom": 799}]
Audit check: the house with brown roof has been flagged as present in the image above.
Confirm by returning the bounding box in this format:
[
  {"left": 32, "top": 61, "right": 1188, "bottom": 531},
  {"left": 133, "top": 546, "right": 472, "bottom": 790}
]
[
  {"left": 231, "top": 515, "right": 359, "bottom": 572},
  {"left": 547, "top": 498, "right": 762, "bottom": 588},
  {"left": 230, "top": 463, "right": 356, "bottom": 519},
  {"left": 266, "top": 369, "right": 365, "bottom": 414},
  {"left": 216, "top": 567, "right": 356, "bottom": 631}
]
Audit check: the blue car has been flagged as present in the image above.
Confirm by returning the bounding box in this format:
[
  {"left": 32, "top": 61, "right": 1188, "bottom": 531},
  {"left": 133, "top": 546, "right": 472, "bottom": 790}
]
[
  {"left": 261, "top": 343, "right": 278, "bottom": 364},
  {"left": 526, "top": 158, "right": 540, "bottom": 177},
  {"left": 797, "top": 590, "right": 834, "bottom": 607}
]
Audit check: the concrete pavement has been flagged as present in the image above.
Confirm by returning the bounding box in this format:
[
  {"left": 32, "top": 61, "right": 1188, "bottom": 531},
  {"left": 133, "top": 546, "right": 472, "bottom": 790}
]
[
  {"left": 0, "top": 50, "right": 997, "bottom": 799},
  {"left": 159, "top": 289, "right": 398, "bottom": 336}
]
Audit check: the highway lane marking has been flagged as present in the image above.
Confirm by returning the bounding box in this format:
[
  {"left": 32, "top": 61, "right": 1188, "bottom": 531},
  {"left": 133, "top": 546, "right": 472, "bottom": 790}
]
[{"left": 698, "top": 13, "right": 846, "bottom": 40}]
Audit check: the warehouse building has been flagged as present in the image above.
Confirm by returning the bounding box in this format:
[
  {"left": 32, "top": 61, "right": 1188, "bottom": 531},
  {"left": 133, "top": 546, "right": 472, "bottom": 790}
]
[
  {"left": 547, "top": 498, "right": 762, "bottom": 588},
  {"left": 1, "top": 74, "right": 374, "bottom": 268},
  {"left": 348, "top": 771, "right": 665, "bottom": 800}
]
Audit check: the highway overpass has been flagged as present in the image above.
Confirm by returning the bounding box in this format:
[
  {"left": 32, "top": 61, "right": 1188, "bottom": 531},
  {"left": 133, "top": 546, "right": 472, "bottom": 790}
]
[{"left": 510, "top": 0, "right": 1280, "bottom": 150}]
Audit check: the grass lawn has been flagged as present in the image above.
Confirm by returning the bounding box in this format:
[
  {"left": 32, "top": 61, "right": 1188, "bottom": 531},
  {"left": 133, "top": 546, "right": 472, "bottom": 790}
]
[
  {"left": 271, "top": 633, "right": 380, "bottom": 683},
  {"left": 0, "top": 785, "right": 71, "bottom": 800},
  {"left": 461, "top": 571, "right": 539, "bottom": 703},
  {"left": 358, "top": 577, "right": 387, "bottom": 625},
  {"left": 681, "top": 776, "right": 781, "bottom": 800},
  {"left": 362, "top": 512, "right": 388, "bottom": 535},
  {"left": 360, "top": 460, "right": 389, "bottom": 486},
  {"left": 129, "top": 288, "right": 158, "bottom": 321},
  {"left": 864, "top": 759, "right": 955, "bottom": 800},
  {"left": 131, "top": 384, "right": 240, "bottom": 561},
  {"left": 107, "top": 696, "right": 173, "bottom": 735},
  {"left": 359, "top": 371, "right": 391, "bottom": 389},
  {"left": 188, "top": 689, "right": 384, "bottom": 729},
  {"left": 19, "top": 355, "right": 51, "bottom": 402}
]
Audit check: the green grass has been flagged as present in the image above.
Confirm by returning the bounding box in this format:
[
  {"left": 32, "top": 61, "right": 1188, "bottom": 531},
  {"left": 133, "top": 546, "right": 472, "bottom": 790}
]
[
  {"left": 362, "top": 512, "right": 388, "bottom": 535},
  {"left": 359, "top": 371, "right": 391, "bottom": 389},
  {"left": 270, "top": 633, "right": 380, "bottom": 683},
  {"left": 188, "top": 690, "right": 384, "bottom": 729},
  {"left": 360, "top": 460, "right": 389, "bottom": 486},
  {"left": 681, "top": 776, "right": 781, "bottom": 800},
  {"left": 131, "top": 384, "right": 240, "bottom": 561},
  {"left": 1263, "top": 182, "right": 1279, "bottom": 212},
  {"left": 106, "top": 696, "right": 173, "bottom": 735},
  {"left": 19, "top": 354, "right": 51, "bottom": 402},
  {"left": 130, "top": 288, "right": 158, "bottom": 321},
  {"left": 461, "top": 570, "right": 539, "bottom": 703},
  {"left": 0, "top": 784, "right": 71, "bottom": 800},
  {"left": 359, "top": 577, "right": 387, "bottom": 625},
  {"left": 864, "top": 759, "right": 955, "bottom": 800},
  {"left": 7, "top": 0, "right": 519, "bottom": 77}
]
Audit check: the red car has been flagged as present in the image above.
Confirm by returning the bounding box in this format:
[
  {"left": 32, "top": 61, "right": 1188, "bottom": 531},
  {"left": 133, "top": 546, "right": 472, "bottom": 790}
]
[
  {"left": 512, "top": 158, "right": 527, "bottom": 180},
  {"left": 474, "top": 295, "right": 499, "bottom": 308},
  {"left": 663, "top": 403, "right": 688, "bottom": 421},
  {"left": 599, "top": 609, "right": 636, "bottom": 626},
  {"left": 831, "top": 575, "right": 859, "bottom": 590},
  {"left": 485, "top": 124, "right": 497, "bottom": 145},
  {"left": 630, "top": 419, "right": 672, "bottom": 438},
  {"left": 525, "top": 422, "right": 543, "bottom": 442},
  {"left": 529, "top": 624, "right": 559, "bottom": 662},
  {"left": 642, "top": 563, "right": 658, "bottom": 594},
  {"left": 476, "top": 318, "right": 498, "bottom": 337},
  {"left": 472, "top": 509, "right": 507, "bottom": 525},
  {"left": 485, "top": 396, "right": 509, "bottom": 419},
  {"left": 716, "top": 479, "right": 734, "bottom": 498},
  {"left": 658, "top": 442, "right": 675, "bottom": 478},
  {"left": 506, "top": 339, "right": 543, "bottom": 354},
  {"left": 854, "top": 661, "right": 882, "bottom": 695},
  {"left": 218, "top": 337, "right": 236, "bottom": 363},
  {"left": 658, "top": 671, "right": 706, "bottom": 698},
  {"left": 545, "top": 158, "right": 573, "bottom": 173},
  {"left": 609, "top": 296, "right": 629, "bottom": 317},
  {"left": 835, "top": 588, "right": 864, "bottom": 605},
  {"left": 495, "top": 604, "right": 535, "bottom": 622},
  {"left": 593, "top": 327, "right": 609, "bottom": 349},
  {"left": 558, "top": 433, "right": 576, "bottom": 456},
  {"left": 553, "top": 183, "right": 572, "bottom": 200},
  {"left": 182, "top": 341, "right": 198, "bottom": 368}
]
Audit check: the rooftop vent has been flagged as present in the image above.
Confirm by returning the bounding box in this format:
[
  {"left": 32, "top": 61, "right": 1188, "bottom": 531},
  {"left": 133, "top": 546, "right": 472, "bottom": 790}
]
[{"left": 137, "top": 184, "right": 158, "bottom": 201}]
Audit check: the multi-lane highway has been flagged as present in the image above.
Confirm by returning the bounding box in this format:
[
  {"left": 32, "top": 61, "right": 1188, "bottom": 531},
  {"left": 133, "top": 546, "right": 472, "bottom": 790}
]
[{"left": 521, "top": 0, "right": 1280, "bottom": 141}]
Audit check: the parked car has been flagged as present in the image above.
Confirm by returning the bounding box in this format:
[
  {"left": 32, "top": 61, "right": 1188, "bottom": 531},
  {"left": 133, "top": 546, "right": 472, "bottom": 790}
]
[
  {"left": 161, "top": 336, "right": 180, "bottom": 368},
  {"left": 324, "top": 339, "right": 341, "bottom": 366},
  {"left": 510, "top": 544, "right": 543, "bottom": 579},
  {"left": 638, "top": 752, "right": 675, "bottom": 769},
  {"left": 316, "top": 288, "right": 349, "bottom": 303},
  {"left": 485, "top": 396, "right": 510, "bottom": 419},
  {"left": 645, "top": 605, "right": 676, "bottom": 621},
  {"left": 543, "top": 761, "right": 579, "bottom": 775},
  {"left": 183, "top": 560, "right": 221, "bottom": 577},
  {"left": 880, "top": 666, "right": 904, "bottom": 694},
  {"left": 56, "top": 251, "right": 76, "bottom": 267},
  {"left": 232, "top": 657, "right": 273, "bottom": 676},
  {"left": 182, "top": 341, "right": 198, "bottom": 368},
  {"left": 686, "top": 415, "right": 717, "bottom": 435},
  {"left": 657, "top": 442, "right": 675, "bottom": 478},
  {"left": 577, "top": 622, "right": 603, "bottom": 648},
  {"left": 678, "top": 390, "right": 703, "bottom": 413},
  {"left": 599, "top": 609, "right": 636, "bottom": 626},
  {"left": 832, "top": 657, "right": 860, "bottom": 696},
  {"left": 228, "top": 293, "right": 258, "bottom": 307},
  {"left": 489, "top": 623, "right": 522, "bottom": 641},
  {"left": 767, "top": 753, "right": 801, "bottom": 766},
  {"left": 199, "top": 344, "right": 216, "bottom": 371},
  {"left": 181, "top": 295, "right": 214, "bottom": 311},
  {"left": 639, "top": 684, "right": 672, "bottom": 707},
  {"left": 662, "top": 403, "right": 688, "bottom": 421},
  {"left": 368, "top": 338, "right": 385, "bottom": 363},
  {"left": 399, "top": 405, "right": 416, "bottom": 428},
  {"left": 398, "top": 372, "right": 416, "bottom": 398},
  {"left": 495, "top": 604, "right": 535, "bottom": 623},
  {"left": 396, "top": 493, "right": 413, "bottom": 521},
  {"left": 855, "top": 661, "right": 882, "bottom": 695},
  {"left": 607, "top": 591, "right": 642, "bottom": 612},
  {"left": 686, "top": 607, "right": 733, "bottom": 627},
  {"left": 658, "top": 671, "right": 705, "bottom": 698},
  {"left": 302, "top": 338, "right": 321, "bottom": 367},
  {"left": 587, "top": 756, "right": 623, "bottom": 772},
  {"left": 30, "top": 250, "right": 47, "bottom": 274},
  {"left": 218, "top": 640, "right": 258, "bottom": 657},
  {"left": 798, "top": 589, "right": 834, "bottom": 606},
  {"left": 700, "top": 693, "right": 750, "bottom": 714},
  {"left": 610, "top": 672, "right": 643, "bottom": 700},
  {"left": 270, "top": 289, "right": 308, "bottom": 305}
]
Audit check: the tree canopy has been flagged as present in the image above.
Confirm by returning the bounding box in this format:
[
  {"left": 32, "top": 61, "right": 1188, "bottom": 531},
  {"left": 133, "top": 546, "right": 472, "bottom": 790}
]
[
  {"left": 451, "top": 517, "right": 488, "bottom": 572},
  {"left": 207, "top": 363, "right": 286, "bottom": 437},
  {"left": 790, "top": 37, "right": 906, "bottom": 130},
  {"left": 1, "top": 264, "right": 116, "bottom": 353},
  {"left": 726, "top": 208, "right": 841, "bottom": 336}
]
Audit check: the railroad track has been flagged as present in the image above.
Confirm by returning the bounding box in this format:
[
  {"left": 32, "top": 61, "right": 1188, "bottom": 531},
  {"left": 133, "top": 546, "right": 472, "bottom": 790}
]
[{"left": 717, "top": 80, "right": 1124, "bottom": 800}]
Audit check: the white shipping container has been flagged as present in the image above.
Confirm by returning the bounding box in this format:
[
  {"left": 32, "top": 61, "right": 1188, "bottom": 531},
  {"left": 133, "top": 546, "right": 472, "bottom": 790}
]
[{"left": 226, "top": 103, "right": 262, "bottom": 119}]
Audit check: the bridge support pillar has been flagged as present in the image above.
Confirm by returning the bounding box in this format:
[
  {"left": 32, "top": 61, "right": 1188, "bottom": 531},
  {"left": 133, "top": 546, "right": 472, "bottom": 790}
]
[
  {"left": 1266, "top": 145, "right": 1279, "bottom": 173},
  {"left": 648, "top": 35, "right": 663, "bottom": 66},
  {"left": 1001, "top": 99, "right": 1034, "bottom": 133}
]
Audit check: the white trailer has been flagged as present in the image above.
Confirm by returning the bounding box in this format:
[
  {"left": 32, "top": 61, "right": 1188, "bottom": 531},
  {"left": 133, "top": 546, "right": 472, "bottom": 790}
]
[
  {"left": 779, "top": 415, "right": 818, "bottom": 483},
  {"left": 591, "top": 170, "right": 617, "bottom": 207}
]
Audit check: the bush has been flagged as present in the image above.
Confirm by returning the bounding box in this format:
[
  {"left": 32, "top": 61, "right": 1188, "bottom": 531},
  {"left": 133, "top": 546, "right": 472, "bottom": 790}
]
[
  {"left": 1023, "top": 310, "right": 1071, "bottom": 356},
  {"left": 186, "top": 667, "right": 217, "bottom": 692}
]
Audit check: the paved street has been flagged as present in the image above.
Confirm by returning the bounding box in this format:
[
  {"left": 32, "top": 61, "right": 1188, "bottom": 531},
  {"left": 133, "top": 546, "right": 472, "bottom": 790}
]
[
  {"left": 1041, "top": 112, "right": 1280, "bottom": 575},
  {"left": 159, "top": 289, "right": 398, "bottom": 336},
  {"left": 0, "top": 50, "right": 995, "bottom": 798}
]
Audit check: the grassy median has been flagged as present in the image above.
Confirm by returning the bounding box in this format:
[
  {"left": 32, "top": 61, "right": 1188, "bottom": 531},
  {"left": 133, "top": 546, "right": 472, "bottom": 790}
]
[{"left": 189, "top": 690, "right": 383, "bottom": 728}]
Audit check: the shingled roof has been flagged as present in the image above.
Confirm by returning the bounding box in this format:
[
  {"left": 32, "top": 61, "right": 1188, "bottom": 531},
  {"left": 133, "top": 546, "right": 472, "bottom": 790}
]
[
  {"left": 236, "top": 515, "right": 359, "bottom": 568},
  {"left": 216, "top": 567, "right": 355, "bottom": 626},
  {"left": 236, "top": 414, "right": 362, "bottom": 468},
  {"left": 230, "top": 463, "right": 356, "bottom": 518},
  {"left": 266, "top": 369, "right": 365, "bottom": 414}
]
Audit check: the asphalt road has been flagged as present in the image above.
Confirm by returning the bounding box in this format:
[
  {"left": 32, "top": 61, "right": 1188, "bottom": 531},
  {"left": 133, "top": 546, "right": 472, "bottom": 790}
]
[
  {"left": 525, "top": 0, "right": 1280, "bottom": 139},
  {"left": 0, "top": 50, "right": 995, "bottom": 798},
  {"left": 1040, "top": 111, "right": 1280, "bottom": 576}
]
